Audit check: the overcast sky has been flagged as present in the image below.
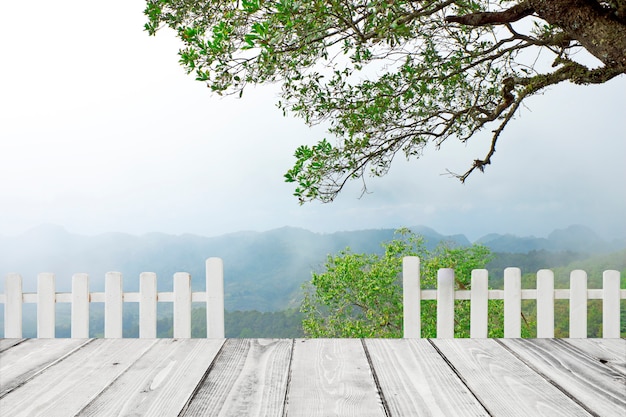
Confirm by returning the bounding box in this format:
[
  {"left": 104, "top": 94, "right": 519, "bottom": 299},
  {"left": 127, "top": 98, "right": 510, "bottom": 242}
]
[{"left": 1, "top": 1, "right": 624, "bottom": 242}]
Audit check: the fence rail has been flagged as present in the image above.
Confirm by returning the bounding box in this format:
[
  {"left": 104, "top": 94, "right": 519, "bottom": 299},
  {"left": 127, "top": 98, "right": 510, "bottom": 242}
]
[
  {"left": 402, "top": 256, "right": 624, "bottom": 338},
  {"left": 2, "top": 257, "right": 624, "bottom": 339},
  {"left": 1, "top": 258, "right": 224, "bottom": 339}
]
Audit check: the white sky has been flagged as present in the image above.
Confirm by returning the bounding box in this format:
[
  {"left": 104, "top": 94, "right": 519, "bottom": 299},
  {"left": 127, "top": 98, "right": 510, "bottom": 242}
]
[{"left": 1, "top": 1, "right": 625, "bottom": 241}]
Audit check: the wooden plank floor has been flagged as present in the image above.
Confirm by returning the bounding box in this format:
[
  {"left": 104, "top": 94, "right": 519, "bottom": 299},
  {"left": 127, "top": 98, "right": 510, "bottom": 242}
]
[{"left": 0, "top": 339, "right": 624, "bottom": 416}]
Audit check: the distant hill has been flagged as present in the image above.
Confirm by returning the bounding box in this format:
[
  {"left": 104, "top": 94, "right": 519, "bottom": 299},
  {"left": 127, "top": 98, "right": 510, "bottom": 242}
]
[
  {"left": 1, "top": 224, "right": 623, "bottom": 311},
  {"left": 476, "top": 225, "right": 624, "bottom": 253},
  {"left": 0, "top": 225, "right": 458, "bottom": 311}
]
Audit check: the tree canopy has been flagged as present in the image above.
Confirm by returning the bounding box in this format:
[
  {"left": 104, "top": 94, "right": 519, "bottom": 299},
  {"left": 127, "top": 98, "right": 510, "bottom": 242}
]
[
  {"left": 300, "top": 229, "right": 497, "bottom": 337},
  {"left": 145, "top": 0, "right": 626, "bottom": 203}
]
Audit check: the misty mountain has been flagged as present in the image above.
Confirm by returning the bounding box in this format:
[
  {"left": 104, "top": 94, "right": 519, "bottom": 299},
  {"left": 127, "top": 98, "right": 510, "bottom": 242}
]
[
  {"left": 476, "top": 225, "right": 624, "bottom": 253},
  {"left": 1, "top": 224, "right": 623, "bottom": 311}
]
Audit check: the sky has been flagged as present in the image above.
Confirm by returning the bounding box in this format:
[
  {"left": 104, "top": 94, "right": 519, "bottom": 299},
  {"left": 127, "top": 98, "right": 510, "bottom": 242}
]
[{"left": 1, "top": 1, "right": 625, "bottom": 242}]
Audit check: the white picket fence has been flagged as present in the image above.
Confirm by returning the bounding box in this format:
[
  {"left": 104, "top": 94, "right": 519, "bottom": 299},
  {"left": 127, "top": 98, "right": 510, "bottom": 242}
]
[
  {"left": 1, "top": 256, "right": 624, "bottom": 339},
  {"left": 402, "top": 257, "right": 624, "bottom": 338},
  {"left": 0, "top": 258, "right": 224, "bottom": 339}
]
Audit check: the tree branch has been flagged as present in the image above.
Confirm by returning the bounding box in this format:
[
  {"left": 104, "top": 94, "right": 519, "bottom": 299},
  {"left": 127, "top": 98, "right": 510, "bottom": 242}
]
[
  {"left": 450, "top": 57, "right": 623, "bottom": 183},
  {"left": 451, "top": 95, "right": 523, "bottom": 183},
  {"left": 446, "top": 1, "right": 534, "bottom": 26}
]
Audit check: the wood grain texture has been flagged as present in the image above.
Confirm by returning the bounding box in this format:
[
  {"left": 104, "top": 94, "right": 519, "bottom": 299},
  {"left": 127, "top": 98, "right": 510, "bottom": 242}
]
[
  {"left": 181, "top": 338, "right": 292, "bottom": 417},
  {"left": 0, "top": 339, "right": 622, "bottom": 416},
  {"left": 0, "top": 338, "right": 90, "bottom": 397},
  {"left": 0, "top": 338, "right": 25, "bottom": 352},
  {"left": 500, "top": 338, "right": 626, "bottom": 416},
  {"left": 285, "top": 339, "right": 386, "bottom": 417},
  {"left": 364, "top": 339, "right": 488, "bottom": 416},
  {"left": 0, "top": 338, "right": 156, "bottom": 416},
  {"left": 431, "top": 339, "right": 592, "bottom": 416},
  {"left": 79, "top": 338, "right": 224, "bottom": 416},
  {"left": 564, "top": 338, "right": 626, "bottom": 375}
]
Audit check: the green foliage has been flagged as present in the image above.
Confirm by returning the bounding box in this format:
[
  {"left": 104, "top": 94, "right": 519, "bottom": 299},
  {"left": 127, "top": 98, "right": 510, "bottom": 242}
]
[
  {"left": 498, "top": 249, "right": 626, "bottom": 338},
  {"left": 224, "top": 309, "right": 304, "bottom": 338},
  {"left": 158, "top": 308, "right": 305, "bottom": 338},
  {"left": 487, "top": 250, "right": 586, "bottom": 288},
  {"left": 524, "top": 249, "right": 626, "bottom": 337},
  {"left": 300, "top": 229, "right": 495, "bottom": 338},
  {"left": 145, "top": 1, "right": 624, "bottom": 202},
  {"left": 17, "top": 304, "right": 303, "bottom": 338}
]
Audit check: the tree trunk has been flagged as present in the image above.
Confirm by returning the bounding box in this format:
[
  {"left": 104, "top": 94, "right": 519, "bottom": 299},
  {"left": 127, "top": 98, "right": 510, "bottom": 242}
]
[{"left": 530, "top": 0, "right": 626, "bottom": 69}]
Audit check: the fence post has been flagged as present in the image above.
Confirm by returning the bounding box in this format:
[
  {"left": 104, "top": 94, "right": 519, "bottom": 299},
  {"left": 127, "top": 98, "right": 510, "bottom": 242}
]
[
  {"left": 504, "top": 268, "right": 521, "bottom": 338},
  {"left": 536, "top": 269, "right": 555, "bottom": 338},
  {"left": 105, "top": 272, "right": 123, "bottom": 338},
  {"left": 437, "top": 268, "right": 455, "bottom": 338},
  {"left": 140, "top": 272, "right": 157, "bottom": 339},
  {"left": 72, "top": 273, "right": 89, "bottom": 338},
  {"left": 37, "top": 273, "right": 56, "bottom": 338},
  {"left": 403, "top": 257, "right": 421, "bottom": 338},
  {"left": 174, "top": 272, "right": 191, "bottom": 338},
  {"left": 470, "top": 269, "right": 488, "bottom": 338},
  {"left": 569, "top": 270, "right": 587, "bottom": 338},
  {"left": 5, "top": 274, "right": 23, "bottom": 338},
  {"left": 602, "top": 270, "right": 620, "bottom": 338},
  {"left": 206, "top": 258, "right": 225, "bottom": 338}
]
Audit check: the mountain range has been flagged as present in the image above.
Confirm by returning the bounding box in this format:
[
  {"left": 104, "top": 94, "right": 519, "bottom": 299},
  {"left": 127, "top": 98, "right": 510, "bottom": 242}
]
[{"left": 1, "top": 224, "right": 623, "bottom": 311}]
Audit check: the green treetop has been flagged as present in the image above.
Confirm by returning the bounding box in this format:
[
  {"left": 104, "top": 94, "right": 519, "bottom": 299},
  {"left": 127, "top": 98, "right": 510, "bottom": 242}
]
[{"left": 300, "top": 229, "right": 496, "bottom": 338}]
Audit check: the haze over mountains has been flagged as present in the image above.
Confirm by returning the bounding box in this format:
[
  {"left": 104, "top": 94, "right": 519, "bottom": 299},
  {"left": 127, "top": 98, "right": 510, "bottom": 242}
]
[{"left": 1, "top": 224, "right": 623, "bottom": 311}]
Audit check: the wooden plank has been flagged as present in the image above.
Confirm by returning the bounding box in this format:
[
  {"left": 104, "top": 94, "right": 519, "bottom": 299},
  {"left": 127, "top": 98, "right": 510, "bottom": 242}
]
[
  {"left": 206, "top": 257, "right": 225, "bottom": 338},
  {"left": 0, "top": 339, "right": 91, "bottom": 397},
  {"left": 140, "top": 272, "right": 157, "bottom": 339},
  {"left": 37, "top": 273, "right": 56, "bottom": 338},
  {"left": 562, "top": 338, "right": 626, "bottom": 376},
  {"left": 437, "top": 268, "right": 455, "bottom": 338},
  {"left": 431, "top": 339, "right": 591, "bottom": 416},
  {"left": 402, "top": 256, "right": 421, "bottom": 338},
  {"left": 0, "top": 338, "right": 26, "bottom": 352},
  {"left": 78, "top": 339, "right": 224, "bottom": 416},
  {"left": 536, "top": 269, "right": 555, "bottom": 338},
  {"left": 285, "top": 339, "right": 386, "bottom": 417},
  {"left": 499, "top": 339, "right": 626, "bottom": 416},
  {"left": 180, "top": 339, "right": 291, "bottom": 416},
  {"left": 5, "top": 273, "right": 23, "bottom": 338},
  {"left": 364, "top": 339, "right": 488, "bottom": 416},
  {"left": 0, "top": 338, "right": 156, "bottom": 416},
  {"left": 470, "top": 269, "right": 488, "bottom": 338},
  {"left": 105, "top": 272, "right": 123, "bottom": 338},
  {"left": 504, "top": 267, "right": 521, "bottom": 338}
]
